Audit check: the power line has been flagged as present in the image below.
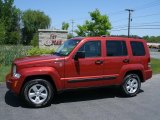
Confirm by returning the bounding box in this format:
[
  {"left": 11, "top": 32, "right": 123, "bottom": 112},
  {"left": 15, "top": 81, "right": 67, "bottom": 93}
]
[
  {"left": 133, "top": 12, "right": 160, "bottom": 19},
  {"left": 112, "top": 12, "right": 160, "bottom": 26},
  {"left": 132, "top": 21, "right": 160, "bottom": 25},
  {"left": 52, "top": 9, "right": 128, "bottom": 28},
  {"left": 111, "top": 27, "right": 160, "bottom": 32},
  {"left": 113, "top": 24, "right": 160, "bottom": 29},
  {"left": 135, "top": 0, "right": 160, "bottom": 11},
  {"left": 52, "top": 0, "right": 160, "bottom": 31},
  {"left": 113, "top": 20, "right": 160, "bottom": 27}
]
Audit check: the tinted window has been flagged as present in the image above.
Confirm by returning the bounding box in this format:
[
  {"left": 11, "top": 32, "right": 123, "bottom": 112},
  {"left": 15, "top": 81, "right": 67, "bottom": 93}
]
[
  {"left": 130, "top": 41, "right": 145, "bottom": 56},
  {"left": 78, "top": 41, "right": 101, "bottom": 57},
  {"left": 106, "top": 41, "right": 128, "bottom": 56}
]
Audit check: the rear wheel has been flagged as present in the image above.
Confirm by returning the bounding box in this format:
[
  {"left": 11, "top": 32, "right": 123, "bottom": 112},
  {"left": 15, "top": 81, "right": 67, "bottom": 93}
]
[
  {"left": 121, "top": 74, "right": 141, "bottom": 97},
  {"left": 21, "top": 79, "right": 55, "bottom": 108}
]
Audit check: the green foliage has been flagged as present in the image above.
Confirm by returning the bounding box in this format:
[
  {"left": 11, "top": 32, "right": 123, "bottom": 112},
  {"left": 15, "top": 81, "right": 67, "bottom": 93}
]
[
  {"left": 0, "top": 0, "right": 21, "bottom": 44},
  {"left": 0, "top": 45, "right": 32, "bottom": 65},
  {"left": 62, "top": 22, "right": 69, "bottom": 30},
  {"left": 9, "top": 31, "right": 21, "bottom": 44},
  {"left": 0, "top": 1, "right": 51, "bottom": 45},
  {"left": 75, "top": 9, "right": 111, "bottom": 37},
  {"left": 22, "top": 10, "right": 51, "bottom": 45},
  {"left": 27, "top": 47, "right": 54, "bottom": 56},
  {"left": 67, "top": 33, "right": 74, "bottom": 39},
  {"left": 31, "top": 33, "right": 38, "bottom": 46},
  {"left": 151, "top": 58, "right": 160, "bottom": 74},
  {"left": 0, "top": 65, "right": 11, "bottom": 82},
  {"left": 0, "top": 22, "right": 6, "bottom": 44},
  {"left": 143, "top": 36, "right": 160, "bottom": 43}
]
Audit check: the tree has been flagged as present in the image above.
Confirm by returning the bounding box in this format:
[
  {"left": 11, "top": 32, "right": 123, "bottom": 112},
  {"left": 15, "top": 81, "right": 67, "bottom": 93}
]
[
  {"left": 31, "top": 33, "right": 38, "bottom": 46},
  {"left": 62, "top": 22, "right": 69, "bottom": 30},
  {"left": 0, "top": 0, "right": 21, "bottom": 44},
  {"left": 22, "top": 10, "right": 51, "bottom": 45},
  {"left": 143, "top": 36, "right": 160, "bottom": 43},
  {"left": 0, "top": 22, "right": 6, "bottom": 44},
  {"left": 75, "top": 9, "right": 111, "bottom": 37},
  {"left": 67, "top": 33, "right": 74, "bottom": 39}
]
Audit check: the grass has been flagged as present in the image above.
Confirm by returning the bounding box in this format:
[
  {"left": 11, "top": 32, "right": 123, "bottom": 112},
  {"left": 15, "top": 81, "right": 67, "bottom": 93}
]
[
  {"left": 0, "top": 58, "right": 159, "bottom": 83},
  {"left": 0, "top": 65, "right": 11, "bottom": 82},
  {"left": 151, "top": 58, "right": 160, "bottom": 74}
]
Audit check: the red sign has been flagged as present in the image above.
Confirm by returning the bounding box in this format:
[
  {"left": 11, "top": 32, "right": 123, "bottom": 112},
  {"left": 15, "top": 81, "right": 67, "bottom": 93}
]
[{"left": 44, "top": 34, "right": 63, "bottom": 46}]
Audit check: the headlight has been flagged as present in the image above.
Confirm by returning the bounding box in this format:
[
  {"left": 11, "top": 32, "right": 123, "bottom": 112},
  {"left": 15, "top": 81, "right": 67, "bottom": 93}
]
[
  {"left": 13, "top": 65, "right": 17, "bottom": 75},
  {"left": 13, "top": 65, "right": 21, "bottom": 78}
]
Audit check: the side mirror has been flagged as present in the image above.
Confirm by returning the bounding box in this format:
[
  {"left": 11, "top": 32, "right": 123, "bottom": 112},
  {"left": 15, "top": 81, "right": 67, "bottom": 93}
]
[{"left": 74, "top": 51, "right": 85, "bottom": 61}]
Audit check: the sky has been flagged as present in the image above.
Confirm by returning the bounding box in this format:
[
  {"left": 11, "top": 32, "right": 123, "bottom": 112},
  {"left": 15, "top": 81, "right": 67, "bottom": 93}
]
[{"left": 14, "top": 0, "right": 160, "bottom": 37}]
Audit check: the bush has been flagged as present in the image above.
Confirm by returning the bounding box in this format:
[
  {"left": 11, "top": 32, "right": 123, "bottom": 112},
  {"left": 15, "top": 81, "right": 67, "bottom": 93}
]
[
  {"left": 31, "top": 33, "right": 38, "bottom": 46},
  {"left": 27, "top": 47, "right": 54, "bottom": 56},
  {"left": 0, "top": 45, "right": 55, "bottom": 65}
]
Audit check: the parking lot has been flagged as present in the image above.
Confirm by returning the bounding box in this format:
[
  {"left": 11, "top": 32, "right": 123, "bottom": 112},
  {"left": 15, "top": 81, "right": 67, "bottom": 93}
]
[
  {"left": 150, "top": 51, "right": 160, "bottom": 59},
  {"left": 0, "top": 74, "right": 160, "bottom": 120}
]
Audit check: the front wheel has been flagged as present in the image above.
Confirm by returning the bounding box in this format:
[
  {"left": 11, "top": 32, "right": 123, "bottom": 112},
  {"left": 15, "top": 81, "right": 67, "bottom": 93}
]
[
  {"left": 121, "top": 74, "right": 141, "bottom": 97},
  {"left": 21, "top": 79, "right": 55, "bottom": 108}
]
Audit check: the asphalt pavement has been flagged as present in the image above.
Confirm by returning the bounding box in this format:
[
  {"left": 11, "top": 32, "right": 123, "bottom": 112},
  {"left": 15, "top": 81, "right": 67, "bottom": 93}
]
[{"left": 0, "top": 74, "right": 160, "bottom": 120}]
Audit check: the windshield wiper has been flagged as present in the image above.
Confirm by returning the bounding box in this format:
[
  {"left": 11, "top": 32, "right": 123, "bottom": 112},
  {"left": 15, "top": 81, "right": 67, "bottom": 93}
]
[
  {"left": 53, "top": 52, "right": 66, "bottom": 56},
  {"left": 53, "top": 52, "right": 60, "bottom": 55}
]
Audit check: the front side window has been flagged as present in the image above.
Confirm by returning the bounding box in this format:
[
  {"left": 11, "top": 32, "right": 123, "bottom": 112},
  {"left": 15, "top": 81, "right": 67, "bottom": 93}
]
[
  {"left": 54, "top": 39, "right": 80, "bottom": 56},
  {"left": 78, "top": 41, "right": 101, "bottom": 57},
  {"left": 106, "top": 40, "right": 128, "bottom": 56},
  {"left": 130, "top": 41, "right": 145, "bottom": 56}
]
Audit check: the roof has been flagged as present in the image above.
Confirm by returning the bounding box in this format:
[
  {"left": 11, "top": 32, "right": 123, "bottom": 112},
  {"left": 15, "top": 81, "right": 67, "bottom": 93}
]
[{"left": 72, "top": 36, "right": 144, "bottom": 41}]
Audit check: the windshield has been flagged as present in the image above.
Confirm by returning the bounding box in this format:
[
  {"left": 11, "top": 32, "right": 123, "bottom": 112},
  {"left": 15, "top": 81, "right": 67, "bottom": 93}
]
[{"left": 54, "top": 39, "right": 81, "bottom": 56}]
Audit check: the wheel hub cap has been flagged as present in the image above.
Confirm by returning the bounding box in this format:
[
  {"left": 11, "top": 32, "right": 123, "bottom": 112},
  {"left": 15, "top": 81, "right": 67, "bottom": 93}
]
[
  {"left": 28, "top": 84, "right": 48, "bottom": 104},
  {"left": 126, "top": 78, "right": 138, "bottom": 94}
]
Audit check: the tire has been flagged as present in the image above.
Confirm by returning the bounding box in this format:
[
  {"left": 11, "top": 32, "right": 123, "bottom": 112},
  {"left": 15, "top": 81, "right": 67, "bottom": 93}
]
[
  {"left": 21, "top": 79, "right": 55, "bottom": 108},
  {"left": 121, "top": 74, "right": 141, "bottom": 97}
]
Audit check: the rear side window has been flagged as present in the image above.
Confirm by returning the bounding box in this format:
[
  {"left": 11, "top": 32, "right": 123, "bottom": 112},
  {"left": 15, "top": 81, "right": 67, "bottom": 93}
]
[
  {"left": 130, "top": 41, "right": 145, "bottom": 56},
  {"left": 106, "top": 41, "right": 128, "bottom": 56}
]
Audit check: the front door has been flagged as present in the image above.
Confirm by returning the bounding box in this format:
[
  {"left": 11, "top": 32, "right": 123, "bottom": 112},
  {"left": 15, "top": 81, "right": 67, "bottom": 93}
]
[{"left": 64, "top": 40, "right": 104, "bottom": 89}]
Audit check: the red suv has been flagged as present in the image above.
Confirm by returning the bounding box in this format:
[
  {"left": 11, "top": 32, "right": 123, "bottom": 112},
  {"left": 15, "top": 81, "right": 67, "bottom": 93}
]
[{"left": 6, "top": 36, "right": 152, "bottom": 107}]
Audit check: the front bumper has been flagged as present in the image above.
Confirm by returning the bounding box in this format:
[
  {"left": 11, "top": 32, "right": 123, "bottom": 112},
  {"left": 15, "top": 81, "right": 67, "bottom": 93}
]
[{"left": 6, "top": 73, "right": 21, "bottom": 95}]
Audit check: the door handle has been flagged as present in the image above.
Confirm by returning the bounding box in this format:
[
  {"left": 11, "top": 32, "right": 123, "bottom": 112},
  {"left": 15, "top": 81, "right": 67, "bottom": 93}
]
[
  {"left": 95, "top": 60, "right": 103, "bottom": 64},
  {"left": 123, "top": 59, "right": 129, "bottom": 63}
]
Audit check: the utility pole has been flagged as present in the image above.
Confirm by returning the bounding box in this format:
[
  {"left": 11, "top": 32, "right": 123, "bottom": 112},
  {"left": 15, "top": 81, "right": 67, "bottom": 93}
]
[
  {"left": 71, "top": 19, "right": 74, "bottom": 36},
  {"left": 125, "top": 9, "right": 134, "bottom": 37}
]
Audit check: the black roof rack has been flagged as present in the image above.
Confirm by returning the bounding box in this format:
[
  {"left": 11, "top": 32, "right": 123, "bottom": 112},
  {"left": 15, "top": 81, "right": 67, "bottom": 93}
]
[
  {"left": 101, "top": 35, "right": 142, "bottom": 39},
  {"left": 110, "top": 35, "right": 143, "bottom": 39}
]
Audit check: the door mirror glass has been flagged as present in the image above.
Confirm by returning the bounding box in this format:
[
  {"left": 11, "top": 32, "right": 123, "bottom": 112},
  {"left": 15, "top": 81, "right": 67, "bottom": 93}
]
[{"left": 74, "top": 51, "right": 85, "bottom": 60}]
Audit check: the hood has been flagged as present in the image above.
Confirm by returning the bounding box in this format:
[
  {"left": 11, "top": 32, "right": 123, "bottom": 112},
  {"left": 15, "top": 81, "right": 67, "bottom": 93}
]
[{"left": 14, "top": 55, "right": 64, "bottom": 65}]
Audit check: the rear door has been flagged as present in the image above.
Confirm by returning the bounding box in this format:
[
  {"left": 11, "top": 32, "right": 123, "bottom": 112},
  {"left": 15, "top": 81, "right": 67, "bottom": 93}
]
[{"left": 103, "top": 40, "right": 129, "bottom": 84}]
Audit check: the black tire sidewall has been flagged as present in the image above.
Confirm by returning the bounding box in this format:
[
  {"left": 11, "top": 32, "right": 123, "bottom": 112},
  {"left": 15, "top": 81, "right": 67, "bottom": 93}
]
[
  {"left": 122, "top": 74, "right": 141, "bottom": 97},
  {"left": 22, "top": 79, "right": 54, "bottom": 108}
]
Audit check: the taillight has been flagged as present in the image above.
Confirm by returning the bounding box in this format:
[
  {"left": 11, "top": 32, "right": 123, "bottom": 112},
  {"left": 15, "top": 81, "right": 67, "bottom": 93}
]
[{"left": 148, "top": 57, "right": 151, "bottom": 68}]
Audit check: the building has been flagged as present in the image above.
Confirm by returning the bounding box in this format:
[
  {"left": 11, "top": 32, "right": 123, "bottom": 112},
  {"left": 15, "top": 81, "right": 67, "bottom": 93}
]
[{"left": 147, "top": 43, "right": 160, "bottom": 49}]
